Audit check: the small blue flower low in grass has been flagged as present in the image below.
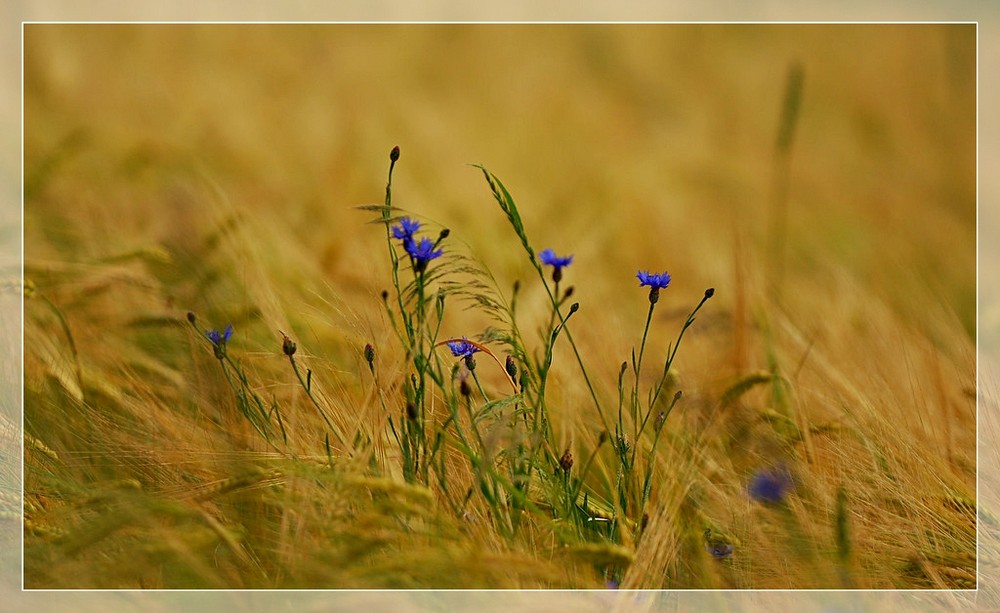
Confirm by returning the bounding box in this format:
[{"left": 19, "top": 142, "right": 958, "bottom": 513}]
[
  {"left": 749, "top": 465, "right": 793, "bottom": 504},
  {"left": 206, "top": 325, "right": 233, "bottom": 359},
  {"left": 206, "top": 325, "right": 233, "bottom": 347},
  {"left": 704, "top": 529, "right": 735, "bottom": 560},
  {"left": 446, "top": 337, "right": 479, "bottom": 359},
  {"left": 539, "top": 248, "right": 573, "bottom": 283},
  {"left": 405, "top": 236, "right": 444, "bottom": 272},
  {"left": 707, "top": 541, "right": 734, "bottom": 560},
  {"left": 392, "top": 216, "right": 421, "bottom": 243}
]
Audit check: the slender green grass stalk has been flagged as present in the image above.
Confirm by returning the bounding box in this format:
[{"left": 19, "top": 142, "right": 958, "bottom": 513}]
[
  {"left": 476, "top": 165, "right": 610, "bottom": 435},
  {"left": 768, "top": 61, "right": 805, "bottom": 299},
  {"left": 283, "top": 347, "right": 346, "bottom": 447},
  {"left": 185, "top": 314, "right": 287, "bottom": 453},
  {"left": 835, "top": 485, "right": 854, "bottom": 587}
]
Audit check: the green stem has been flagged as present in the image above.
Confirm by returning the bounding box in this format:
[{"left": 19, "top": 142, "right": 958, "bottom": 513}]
[
  {"left": 649, "top": 291, "right": 712, "bottom": 410},
  {"left": 632, "top": 300, "right": 656, "bottom": 435}
]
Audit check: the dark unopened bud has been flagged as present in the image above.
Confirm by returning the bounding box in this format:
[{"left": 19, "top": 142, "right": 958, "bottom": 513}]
[
  {"left": 559, "top": 448, "right": 573, "bottom": 473},
  {"left": 364, "top": 343, "right": 376, "bottom": 365},
  {"left": 281, "top": 333, "right": 297, "bottom": 357},
  {"left": 648, "top": 287, "right": 661, "bottom": 305},
  {"left": 464, "top": 354, "right": 477, "bottom": 372},
  {"left": 438, "top": 228, "right": 450, "bottom": 241},
  {"left": 505, "top": 355, "right": 518, "bottom": 380},
  {"left": 381, "top": 290, "right": 389, "bottom": 301},
  {"left": 187, "top": 312, "right": 197, "bottom": 325},
  {"left": 513, "top": 280, "right": 521, "bottom": 295},
  {"left": 563, "top": 286, "right": 574, "bottom": 299},
  {"left": 641, "top": 513, "right": 650, "bottom": 532},
  {"left": 705, "top": 287, "right": 715, "bottom": 299},
  {"left": 674, "top": 390, "right": 683, "bottom": 403},
  {"left": 405, "top": 402, "right": 418, "bottom": 421},
  {"left": 460, "top": 378, "right": 472, "bottom": 398},
  {"left": 390, "top": 146, "right": 400, "bottom": 162},
  {"left": 569, "top": 302, "right": 580, "bottom": 314},
  {"left": 620, "top": 362, "right": 628, "bottom": 377},
  {"left": 552, "top": 267, "right": 563, "bottom": 284},
  {"left": 598, "top": 430, "right": 610, "bottom": 445}
]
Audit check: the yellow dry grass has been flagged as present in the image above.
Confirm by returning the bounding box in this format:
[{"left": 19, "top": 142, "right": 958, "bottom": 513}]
[{"left": 22, "top": 24, "right": 975, "bottom": 593}]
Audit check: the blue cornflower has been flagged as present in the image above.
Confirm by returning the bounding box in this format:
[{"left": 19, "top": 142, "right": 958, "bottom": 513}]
[
  {"left": 704, "top": 529, "right": 734, "bottom": 560},
  {"left": 206, "top": 325, "right": 233, "bottom": 359},
  {"left": 405, "top": 236, "right": 444, "bottom": 272},
  {"left": 637, "top": 270, "right": 672, "bottom": 304},
  {"left": 446, "top": 337, "right": 479, "bottom": 359},
  {"left": 206, "top": 324, "right": 233, "bottom": 346},
  {"left": 636, "top": 270, "right": 671, "bottom": 289},
  {"left": 391, "top": 216, "right": 421, "bottom": 243},
  {"left": 539, "top": 248, "right": 574, "bottom": 283},
  {"left": 749, "top": 465, "right": 793, "bottom": 504}
]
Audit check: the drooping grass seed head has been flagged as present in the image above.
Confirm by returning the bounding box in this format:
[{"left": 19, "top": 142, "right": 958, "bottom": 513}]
[
  {"left": 637, "top": 270, "right": 671, "bottom": 304},
  {"left": 539, "top": 248, "right": 574, "bottom": 284}
]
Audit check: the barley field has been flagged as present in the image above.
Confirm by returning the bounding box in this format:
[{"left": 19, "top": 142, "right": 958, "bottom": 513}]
[{"left": 17, "top": 22, "right": 983, "bottom": 608}]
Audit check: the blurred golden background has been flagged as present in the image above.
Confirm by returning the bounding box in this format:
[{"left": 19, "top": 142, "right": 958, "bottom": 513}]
[{"left": 19, "top": 22, "right": 980, "bottom": 601}]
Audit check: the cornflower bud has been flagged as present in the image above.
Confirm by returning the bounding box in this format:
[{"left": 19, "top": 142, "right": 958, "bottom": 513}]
[
  {"left": 505, "top": 355, "right": 518, "bottom": 380},
  {"left": 559, "top": 448, "right": 574, "bottom": 473},
  {"left": 281, "top": 333, "right": 297, "bottom": 357}
]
